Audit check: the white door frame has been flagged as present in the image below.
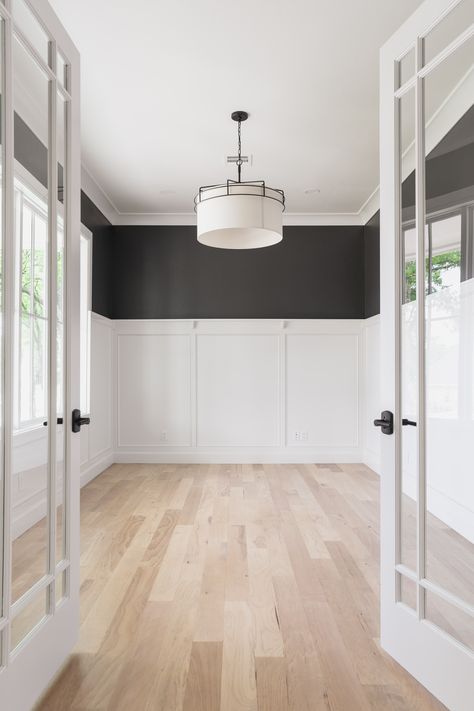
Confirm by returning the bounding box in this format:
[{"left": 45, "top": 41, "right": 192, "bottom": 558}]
[
  {"left": 0, "top": 1, "right": 80, "bottom": 709},
  {"left": 380, "top": 1, "right": 474, "bottom": 709}
]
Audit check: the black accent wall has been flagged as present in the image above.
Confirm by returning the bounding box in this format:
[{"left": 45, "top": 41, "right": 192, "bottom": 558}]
[
  {"left": 109, "top": 225, "right": 366, "bottom": 320},
  {"left": 81, "top": 193, "right": 114, "bottom": 319},
  {"left": 13, "top": 101, "right": 474, "bottom": 321},
  {"left": 13, "top": 106, "right": 371, "bottom": 320},
  {"left": 364, "top": 211, "right": 380, "bottom": 318}
]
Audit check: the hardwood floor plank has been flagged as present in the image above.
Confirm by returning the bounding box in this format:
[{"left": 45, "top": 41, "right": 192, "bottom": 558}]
[
  {"left": 220, "top": 601, "right": 257, "bottom": 711},
  {"left": 33, "top": 463, "right": 447, "bottom": 711},
  {"left": 255, "top": 658, "right": 289, "bottom": 711},
  {"left": 183, "top": 641, "right": 223, "bottom": 711},
  {"left": 148, "top": 524, "right": 193, "bottom": 602}
]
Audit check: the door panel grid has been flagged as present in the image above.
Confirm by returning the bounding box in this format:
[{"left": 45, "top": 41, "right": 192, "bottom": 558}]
[
  {"left": 381, "top": 1, "right": 474, "bottom": 708},
  {"left": 0, "top": 3, "right": 80, "bottom": 705},
  {"left": 394, "top": 13, "right": 474, "bottom": 642}
]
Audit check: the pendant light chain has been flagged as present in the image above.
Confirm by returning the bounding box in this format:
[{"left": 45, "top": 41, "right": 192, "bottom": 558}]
[{"left": 237, "top": 119, "right": 242, "bottom": 183}]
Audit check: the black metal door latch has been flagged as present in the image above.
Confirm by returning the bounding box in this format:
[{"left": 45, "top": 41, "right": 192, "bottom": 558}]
[
  {"left": 373, "top": 410, "right": 394, "bottom": 435},
  {"left": 72, "top": 408, "right": 91, "bottom": 433}
]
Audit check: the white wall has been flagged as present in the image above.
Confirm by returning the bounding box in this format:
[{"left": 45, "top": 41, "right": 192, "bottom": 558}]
[{"left": 114, "top": 319, "right": 364, "bottom": 463}]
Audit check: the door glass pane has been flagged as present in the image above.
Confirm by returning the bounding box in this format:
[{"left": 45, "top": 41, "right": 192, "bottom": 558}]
[
  {"left": 10, "top": 590, "right": 47, "bottom": 652},
  {"left": 424, "top": 35, "right": 474, "bottom": 610},
  {"left": 399, "top": 574, "right": 417, "bottom": 610},
  {"left": 399, "top": 88, "right": 418, "bottom": 571},
  {"left": 398, "top": 47, "right": 415, "bottom": 88},
  {"left": 80, "top": 234, "right": 91, "bottom": 416},
  {"left": 56, "top": 92, "right": 66, "bottom": 563},
  {"left": 56, "top": 569, "right": 67, "bottom": 603},
  {"left": 425, "top": 590, "right": 474, "bottom": 651},
  {"left": 11, "top": 37, "right": 50, "bottom": 603},
  {"left": 57, "top": 51, "right": 68, "bottom": 90},
  {"left": 12, "top": 0, "right": 49, "bottom": 63},
  {"left": 0, "top": 16, "right": 3, "bottom": 621},
  {"left": 423, "top": 0, "right": 474, "bottom": 65}
]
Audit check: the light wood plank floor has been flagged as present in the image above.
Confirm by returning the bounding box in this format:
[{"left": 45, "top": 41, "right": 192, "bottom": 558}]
[{"left": 35, "top": 463, "right": 448, "bottom": 711}]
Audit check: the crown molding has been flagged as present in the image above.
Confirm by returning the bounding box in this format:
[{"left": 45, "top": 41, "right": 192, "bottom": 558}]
[
  {"left": 358, "top": 186, "right": 380, "bottom": 225},
  {"left": 81, "top": 165, "right": 120, "bottom": 225},
  {"left": 115, "top": 212, "right": 197, "bottom": 226},
  {"left": 81, "top": 165, "right": 379, "bottom": 228}
]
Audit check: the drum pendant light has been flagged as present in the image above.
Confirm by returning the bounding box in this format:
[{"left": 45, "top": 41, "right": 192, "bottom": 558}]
[{"left": 194, "top": 111, "right": 285, "bottom": 249}]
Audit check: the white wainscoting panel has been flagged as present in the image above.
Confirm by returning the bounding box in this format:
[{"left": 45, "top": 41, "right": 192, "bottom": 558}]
[
  {"left": 117, "top": 333, "right": 192, "bottom": 447},
  {"left": 80, "top": 313, "right": 115, "bottom": 486},
  {"left": 196, "top": 334, "right": 280, "bottom": 447},
  {"left": 286, "top": 333, "right": 359, "bottom": 448},
  {"left": 113, "top": 319, "right": 365, "bottom": 462},
  {"left": 362, "top": 315, "right": 381, "bottom": 473}
]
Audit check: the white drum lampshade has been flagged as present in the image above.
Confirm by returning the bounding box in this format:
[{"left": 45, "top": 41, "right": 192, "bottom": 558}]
[
  {"left": 194, "top": 111, "right": 285, "bottom": 250},
  {"left": 196, "top": 182, "right": 284, "bottom": 249}
]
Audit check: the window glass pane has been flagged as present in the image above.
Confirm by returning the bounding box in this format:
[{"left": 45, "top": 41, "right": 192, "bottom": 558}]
[
  {"left": 19, "top": 314, "right": 31, "bottom": 423},
  {"left": 33, "top": 213, "right": 47, "bottom": 317},
  {"left": 32, "top": 316, "right": 47, "bottom": 419},
  {"left": 425, "top": 590, "right": 474, "bottom": 651},
  {"left": 424, "top": 35, "right": 474, "bottom": 608},
  {"left": 21, "top": 204, "right": 32, "bottom": 313},
  {"left": 10, "top": 590, "right": 47, "bottom": 652},
  {"left": 429, "top": 214, "right": 462, "bottom": 292},
  {"left": 399, "top": 88, "right": 417, "bottom": 572},
  {"left": 423, "top": 0, "right": 474, "bottom": 65}
]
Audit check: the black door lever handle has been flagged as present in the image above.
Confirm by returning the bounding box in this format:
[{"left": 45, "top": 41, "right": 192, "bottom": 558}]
[
  {"left": 402, "top": 418, "right": 417, "bottom": 426},
  {"left": 72, "top": 408, "right": 91, "bottom": 433},
  {"left": 373, "top": 410, "right": 394, "bottom": 435}
]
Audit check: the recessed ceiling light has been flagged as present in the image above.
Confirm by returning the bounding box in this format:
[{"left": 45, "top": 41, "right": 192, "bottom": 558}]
[{"left": 304, "top": 188, "right": 320, "bottom": 194}]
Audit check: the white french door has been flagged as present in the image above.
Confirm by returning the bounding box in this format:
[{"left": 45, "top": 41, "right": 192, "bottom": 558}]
[
  {"left": 0, "top": 1, "right": 80, "bottom": 709},
  {"left": 380, "top": 0, "right": 474, "bottom": 709}
]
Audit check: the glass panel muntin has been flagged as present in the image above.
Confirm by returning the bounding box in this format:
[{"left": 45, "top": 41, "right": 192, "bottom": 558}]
[
  {"left": 395, "top": 3, "right": 474, "bottom": 652},
  {"left": 0, "top": 0, "right": 72, "bottom": 664}
]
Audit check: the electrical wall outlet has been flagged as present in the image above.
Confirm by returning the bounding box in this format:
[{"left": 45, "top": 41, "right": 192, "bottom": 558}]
[
  {"left": 160, "top": 430, "right": 168, "bottom": 442},
  {"left": 294, "top": 431, "right": 309, "bottom": 442}
]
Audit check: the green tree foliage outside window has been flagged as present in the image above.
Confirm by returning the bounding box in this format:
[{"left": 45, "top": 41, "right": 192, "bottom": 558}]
[{"left": 404, "top": 250, "right": 461, "bottom": 302}]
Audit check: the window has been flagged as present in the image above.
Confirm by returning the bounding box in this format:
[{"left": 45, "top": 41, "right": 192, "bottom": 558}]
[
  {"left": 13, "top": 170, "right": 92, "bottom": 431},
  {"left": 15, "top": 178, "right": 50, "bottom": 429},
  {"left": 402, "top": 206, "right": 470, "bottom": 303}
]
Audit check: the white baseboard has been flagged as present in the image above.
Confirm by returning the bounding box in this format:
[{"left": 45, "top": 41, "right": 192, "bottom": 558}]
[
  {"left": 362, "top": 448, "right": 381, "bottom": 475},
  {"left": 114, "top": 446, "right": 363, "bottom": 464},
  {"left": 80, "top": 450, "right": 114, "bottom": 487}
]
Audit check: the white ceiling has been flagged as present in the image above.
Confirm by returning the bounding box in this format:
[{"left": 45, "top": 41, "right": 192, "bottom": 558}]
[{"left": 49, "top": 0, "right": 424, "bottom": 219}]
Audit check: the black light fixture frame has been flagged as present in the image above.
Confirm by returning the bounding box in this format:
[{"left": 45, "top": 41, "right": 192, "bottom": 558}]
[{"left": 194, "top": 111, "right": 285, "bottom": 212}]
